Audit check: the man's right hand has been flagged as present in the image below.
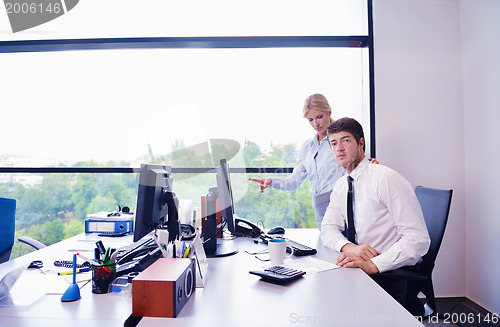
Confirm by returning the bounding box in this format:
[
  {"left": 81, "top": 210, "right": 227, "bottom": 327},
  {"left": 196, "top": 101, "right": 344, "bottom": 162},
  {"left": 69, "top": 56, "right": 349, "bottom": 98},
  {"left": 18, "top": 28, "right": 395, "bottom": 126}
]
[{"left": 339, "top": 243, "right": 380, "bottom": 261}]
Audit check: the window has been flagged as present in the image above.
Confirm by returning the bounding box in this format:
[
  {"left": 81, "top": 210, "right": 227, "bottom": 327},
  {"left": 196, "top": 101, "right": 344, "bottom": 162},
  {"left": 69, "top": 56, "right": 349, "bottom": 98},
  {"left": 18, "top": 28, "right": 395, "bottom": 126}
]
[
  {"left": 0, "top": 0, "right": 373, "bottom": 258},
  {"left": 1, "top": 0, "right": 367, "bottom": 40},
  {"left": 0, "top": 47, "right": 369, "bottom": 165}
]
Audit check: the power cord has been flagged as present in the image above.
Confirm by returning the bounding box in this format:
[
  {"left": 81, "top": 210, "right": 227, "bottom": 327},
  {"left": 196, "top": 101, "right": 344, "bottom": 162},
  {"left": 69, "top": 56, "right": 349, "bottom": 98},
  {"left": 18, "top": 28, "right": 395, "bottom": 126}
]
[{"left": 54, "top": 260, "right": 91, "bottom": 269}]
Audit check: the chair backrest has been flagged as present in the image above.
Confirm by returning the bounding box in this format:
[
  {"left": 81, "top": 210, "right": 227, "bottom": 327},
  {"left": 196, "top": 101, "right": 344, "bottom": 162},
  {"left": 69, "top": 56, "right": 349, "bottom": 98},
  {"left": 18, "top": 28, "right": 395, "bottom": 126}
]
[
  {"left": 414, "top": 186, "right": 453, "bottom": 275},
  {"left": 0, "top": 197, "right": 16, "bottom": 263}
]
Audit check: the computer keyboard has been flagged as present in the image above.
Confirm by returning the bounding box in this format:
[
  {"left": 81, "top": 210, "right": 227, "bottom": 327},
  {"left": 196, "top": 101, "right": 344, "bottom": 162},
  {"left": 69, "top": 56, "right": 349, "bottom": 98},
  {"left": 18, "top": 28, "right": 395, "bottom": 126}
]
[
  {"left": 116, "top": 236, "right": 155, "bottom": 265},
  {"left": 249, "top": 266, "right": 306, "bottom": 284},
  {"left": 285, "top": 238, "right": 317, "bottom": 256},
  {"left": 260, "top": 235, "right": 317, "bottom": 256},
  {"left": 116, "top": 247, "right": 162, "bottom": 277}
]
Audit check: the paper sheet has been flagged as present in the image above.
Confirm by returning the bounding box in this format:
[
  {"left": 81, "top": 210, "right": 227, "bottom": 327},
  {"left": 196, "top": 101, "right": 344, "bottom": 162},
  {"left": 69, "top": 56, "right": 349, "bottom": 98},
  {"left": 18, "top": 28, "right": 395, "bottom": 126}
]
[{"left": 257, "top": 255, "right": 340, "bottom": 274}]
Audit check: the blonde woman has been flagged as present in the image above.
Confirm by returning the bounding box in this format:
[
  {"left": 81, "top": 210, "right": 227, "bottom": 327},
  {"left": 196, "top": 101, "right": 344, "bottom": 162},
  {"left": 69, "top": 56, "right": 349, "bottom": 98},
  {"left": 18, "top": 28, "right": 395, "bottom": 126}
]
[{"left": 249, "top": 94, "right": 376, "bottom": 229}]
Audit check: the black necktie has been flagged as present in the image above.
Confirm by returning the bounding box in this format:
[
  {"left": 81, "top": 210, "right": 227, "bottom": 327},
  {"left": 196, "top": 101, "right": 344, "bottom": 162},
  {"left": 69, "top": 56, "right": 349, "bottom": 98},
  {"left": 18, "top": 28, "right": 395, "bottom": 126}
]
[{"left": 347, "top": 176, "right": 357, "bottom": 244}]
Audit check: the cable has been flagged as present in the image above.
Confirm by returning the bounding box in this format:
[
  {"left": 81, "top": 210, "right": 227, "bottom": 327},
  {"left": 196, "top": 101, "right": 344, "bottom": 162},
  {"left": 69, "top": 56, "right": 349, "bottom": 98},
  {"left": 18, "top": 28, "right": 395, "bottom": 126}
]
[{"left": 54, "top": 260, "right": 91, "bottom": 269}]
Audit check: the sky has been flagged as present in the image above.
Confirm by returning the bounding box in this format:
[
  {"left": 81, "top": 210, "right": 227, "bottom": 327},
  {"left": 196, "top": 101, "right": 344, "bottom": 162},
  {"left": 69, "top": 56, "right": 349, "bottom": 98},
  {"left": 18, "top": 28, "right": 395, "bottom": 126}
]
[
  {"left": 0, "top": 0, "right": 368, "bottom": 166},
  {"left": 0, "top": 47, "right": 367, "bottom": 165}
]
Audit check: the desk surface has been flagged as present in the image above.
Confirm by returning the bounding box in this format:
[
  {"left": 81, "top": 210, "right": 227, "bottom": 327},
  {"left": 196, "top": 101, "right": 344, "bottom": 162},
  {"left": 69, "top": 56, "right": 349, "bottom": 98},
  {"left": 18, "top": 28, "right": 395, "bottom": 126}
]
[{"left": 0, "top": 229, "right": 423, "bottom": 327}]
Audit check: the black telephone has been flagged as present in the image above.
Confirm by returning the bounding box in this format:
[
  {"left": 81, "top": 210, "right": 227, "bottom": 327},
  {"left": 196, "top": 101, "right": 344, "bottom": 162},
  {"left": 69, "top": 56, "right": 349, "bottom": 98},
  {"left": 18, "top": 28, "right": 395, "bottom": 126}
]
[{"left": 234, "top": 217, "right": 263, "bottom": 238}]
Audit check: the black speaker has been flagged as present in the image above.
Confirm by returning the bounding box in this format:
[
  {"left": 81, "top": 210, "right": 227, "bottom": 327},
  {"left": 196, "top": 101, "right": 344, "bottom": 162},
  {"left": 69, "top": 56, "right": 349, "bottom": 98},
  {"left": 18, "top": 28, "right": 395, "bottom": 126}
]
[
  {"left": 176, "top": 258, "right": 195, "bottom": 315},
  {"left": 203, "top": 188, "right": 218, "bottom": 254}
]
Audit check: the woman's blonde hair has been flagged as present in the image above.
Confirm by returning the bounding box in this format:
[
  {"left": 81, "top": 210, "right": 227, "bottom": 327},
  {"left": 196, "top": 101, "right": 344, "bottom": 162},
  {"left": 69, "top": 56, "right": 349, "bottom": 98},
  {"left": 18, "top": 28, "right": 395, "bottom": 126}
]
[{"left": 303, "top": 93, "right": 333, "bottom": 123}]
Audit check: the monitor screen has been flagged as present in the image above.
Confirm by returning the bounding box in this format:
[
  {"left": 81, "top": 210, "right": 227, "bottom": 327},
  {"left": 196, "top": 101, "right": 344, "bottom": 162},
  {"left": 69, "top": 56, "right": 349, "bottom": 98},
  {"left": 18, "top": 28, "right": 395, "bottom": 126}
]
[
  {"left": 216, "top": 158, "right": 236, "bottom": 235},
  {"left": 133, "top": 163, "right": 174, "bottom": 242},
  {"left": 202, "top": 158, "right": 238, "bottom": 257}
]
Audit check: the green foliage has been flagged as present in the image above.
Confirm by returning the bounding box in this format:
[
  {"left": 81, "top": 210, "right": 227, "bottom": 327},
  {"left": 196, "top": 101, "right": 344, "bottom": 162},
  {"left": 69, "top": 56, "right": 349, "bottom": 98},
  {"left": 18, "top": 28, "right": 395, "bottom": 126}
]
[
  {"left": 236, "top": 174, "right": 315, "bottom": 229},
  {"left": 243, "top": 141, "right": 261, "bottom": 166},
  {"left": 12, "top": 219, "right": 66, "bottom": 257},
  {"left": 5, "top": 140, "right": 317, "bottom": 260},
  {"left": 71, "top": 174, "right": 97, "bottom": 220},
  {"left": 0, "top": 182, "right": 25, "bottom": 199},
  {"left": 87, "top": 193, "right": 117, "bottom": 216},
  {"left": 40, "top": 174, "right": 74, "bottom": 215},
  {"left": 64, "top": 219, "right": 85, "bottom": 239}
]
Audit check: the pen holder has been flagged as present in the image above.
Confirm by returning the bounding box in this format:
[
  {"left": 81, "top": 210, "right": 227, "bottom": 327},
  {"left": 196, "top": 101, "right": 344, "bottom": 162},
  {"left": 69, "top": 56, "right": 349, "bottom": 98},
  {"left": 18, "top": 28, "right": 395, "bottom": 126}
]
[{"left": 91, "top": 263, "right": 116, "bottom": 294}]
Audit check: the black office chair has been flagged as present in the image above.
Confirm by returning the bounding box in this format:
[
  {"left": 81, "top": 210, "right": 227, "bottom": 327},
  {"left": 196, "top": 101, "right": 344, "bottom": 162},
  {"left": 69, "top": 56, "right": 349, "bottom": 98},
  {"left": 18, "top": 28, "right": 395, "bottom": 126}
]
[
  {"left": 0, "top": 197, "right": 47, "bottom": 264},
  {"left": 372, "top": 185, "right": 453, "bottom": 317}
]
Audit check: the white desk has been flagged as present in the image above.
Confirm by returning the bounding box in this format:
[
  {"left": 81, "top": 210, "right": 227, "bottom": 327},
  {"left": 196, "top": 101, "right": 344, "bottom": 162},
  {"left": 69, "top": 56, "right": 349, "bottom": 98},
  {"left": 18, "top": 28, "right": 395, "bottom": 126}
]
[{"left": 0, "top": 230, "right": 423, "bottom": 327}]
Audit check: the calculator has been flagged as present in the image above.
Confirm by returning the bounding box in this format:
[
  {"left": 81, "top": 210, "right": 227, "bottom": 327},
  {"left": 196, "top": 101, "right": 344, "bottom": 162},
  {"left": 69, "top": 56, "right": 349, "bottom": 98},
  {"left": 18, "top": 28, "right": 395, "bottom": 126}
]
[{"left": 249, "top": 266, "right": 306, "bottom": 284}]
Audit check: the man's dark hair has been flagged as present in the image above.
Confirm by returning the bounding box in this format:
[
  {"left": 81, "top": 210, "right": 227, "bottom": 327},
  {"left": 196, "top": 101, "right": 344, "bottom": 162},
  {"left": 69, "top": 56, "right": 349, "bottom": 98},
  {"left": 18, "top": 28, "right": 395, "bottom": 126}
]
[{"left": 327, "top": 117, "right": 365, "bottom": 151}]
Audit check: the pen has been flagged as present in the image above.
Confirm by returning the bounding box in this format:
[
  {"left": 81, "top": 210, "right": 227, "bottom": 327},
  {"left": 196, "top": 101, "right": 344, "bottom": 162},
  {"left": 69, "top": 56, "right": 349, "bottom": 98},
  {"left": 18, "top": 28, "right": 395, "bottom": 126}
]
[
  {"left": 153, "top": 234, "right": 168, "bottom": 258},
  {"left": 96, "top": 240, "right": 106, "bottom": 255},
  {"left": 183, "top": 245, "right": 190, "bottom": 258},
  {"left": 95, "top": 248, "right": 101, "bottom": 263},
  {"left": 110, "top": 249, "right": 119, "bottom": 263},
  {"left": 76, "top": 253, "right": 101, "bottom": 266},
  {"left": 58, "top": 267, "right": 91, "bottom": 275},
  {"left": 103, "top": 247, "right": 111, "bottom": 262}
]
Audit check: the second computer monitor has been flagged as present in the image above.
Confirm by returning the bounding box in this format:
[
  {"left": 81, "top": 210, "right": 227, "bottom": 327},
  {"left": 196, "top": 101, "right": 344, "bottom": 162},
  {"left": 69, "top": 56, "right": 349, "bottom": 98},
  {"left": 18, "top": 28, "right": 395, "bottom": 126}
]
[{"left": 216, "top": 158, "right": 236, "bottom": 235}]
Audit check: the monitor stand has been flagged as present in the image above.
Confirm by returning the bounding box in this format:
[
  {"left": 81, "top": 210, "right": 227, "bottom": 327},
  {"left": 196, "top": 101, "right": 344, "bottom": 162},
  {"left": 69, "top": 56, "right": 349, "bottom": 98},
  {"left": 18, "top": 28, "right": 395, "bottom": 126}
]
[{"left": 206, "top": 240, "right": 238, "bottom": 258}]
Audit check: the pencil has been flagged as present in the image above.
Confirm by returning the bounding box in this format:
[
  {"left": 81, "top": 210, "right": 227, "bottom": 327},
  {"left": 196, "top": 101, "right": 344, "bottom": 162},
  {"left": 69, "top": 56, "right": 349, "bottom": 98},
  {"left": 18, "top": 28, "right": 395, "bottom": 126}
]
[
  {"left": 76, "top": 253, "right": 101, "bottom": 266},
  {"left": 58, "top": 267, "right": 91, "bottom": 275}
]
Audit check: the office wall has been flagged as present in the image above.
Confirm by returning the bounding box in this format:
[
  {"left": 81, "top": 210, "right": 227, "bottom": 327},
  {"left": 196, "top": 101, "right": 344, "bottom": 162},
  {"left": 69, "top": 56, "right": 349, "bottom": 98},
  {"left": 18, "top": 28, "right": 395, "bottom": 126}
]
[
  {"left": 372, "top": 0, "right": 466, "bottom": 297},
  {"left": 460, "top": 0, "right": 500, "bottom": 315}
]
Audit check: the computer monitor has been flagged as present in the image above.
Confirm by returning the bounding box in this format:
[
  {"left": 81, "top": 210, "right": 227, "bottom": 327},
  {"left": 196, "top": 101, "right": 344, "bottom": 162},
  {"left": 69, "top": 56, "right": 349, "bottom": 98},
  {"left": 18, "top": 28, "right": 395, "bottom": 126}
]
[
  {"left": 203, "top": 159, "right": 238, "bottom": 257},
  {"left": 133, "top": 163, "right": 180, "bottom": 243},
  {"left": 216, "top": 158, "right": 236, "bottom": 235},
  {"left": 216, "top": 158, "right": 263, "bottom": 239}
]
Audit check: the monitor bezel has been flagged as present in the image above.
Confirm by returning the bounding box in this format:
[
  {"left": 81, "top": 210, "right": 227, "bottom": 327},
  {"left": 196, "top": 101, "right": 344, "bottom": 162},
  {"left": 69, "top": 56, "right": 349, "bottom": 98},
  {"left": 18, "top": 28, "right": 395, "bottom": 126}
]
[
  {"left": 133, "top": 163, "right": 172, "bottom": 242},
  {"left": 216, "top": 158, "right": 236, "bottom": 235}
]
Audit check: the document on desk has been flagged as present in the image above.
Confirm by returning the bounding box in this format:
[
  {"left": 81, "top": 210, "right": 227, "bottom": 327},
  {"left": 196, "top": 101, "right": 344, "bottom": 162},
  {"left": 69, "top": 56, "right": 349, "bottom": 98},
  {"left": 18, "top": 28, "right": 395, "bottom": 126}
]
[
  {"left": 259, "top": 256, "right": 340, "bottom": 274},
  {"left": 286, "top": 257, "right": 340, "bottom": 274}
]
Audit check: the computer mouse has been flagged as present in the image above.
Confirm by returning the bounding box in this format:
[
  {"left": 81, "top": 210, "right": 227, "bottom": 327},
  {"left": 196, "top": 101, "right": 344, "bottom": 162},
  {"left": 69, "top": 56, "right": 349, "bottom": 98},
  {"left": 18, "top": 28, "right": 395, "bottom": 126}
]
[{"left": 268, "top": 226, "right": 285, "bottom": 235}]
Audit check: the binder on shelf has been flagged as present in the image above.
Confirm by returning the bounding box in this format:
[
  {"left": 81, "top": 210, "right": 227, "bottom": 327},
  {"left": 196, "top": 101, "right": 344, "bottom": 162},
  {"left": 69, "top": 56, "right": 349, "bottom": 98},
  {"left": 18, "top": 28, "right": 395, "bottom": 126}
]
[{"left": 85, "top": 211, "right": 134, "bottom": 234}]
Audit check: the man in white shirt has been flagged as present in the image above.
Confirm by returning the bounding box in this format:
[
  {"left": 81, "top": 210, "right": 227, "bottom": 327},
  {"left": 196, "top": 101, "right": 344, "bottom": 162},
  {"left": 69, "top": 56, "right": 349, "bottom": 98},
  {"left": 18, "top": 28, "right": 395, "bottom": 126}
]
[{"left": 320, "top": 117, "right": 430, "bottom": 315}]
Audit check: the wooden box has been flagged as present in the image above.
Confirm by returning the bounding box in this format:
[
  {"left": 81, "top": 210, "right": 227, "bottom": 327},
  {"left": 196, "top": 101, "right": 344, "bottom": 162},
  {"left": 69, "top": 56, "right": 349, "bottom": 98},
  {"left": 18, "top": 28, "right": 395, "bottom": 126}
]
[{"left": 132, "top": 258, "right": 195, "bottom": 318}]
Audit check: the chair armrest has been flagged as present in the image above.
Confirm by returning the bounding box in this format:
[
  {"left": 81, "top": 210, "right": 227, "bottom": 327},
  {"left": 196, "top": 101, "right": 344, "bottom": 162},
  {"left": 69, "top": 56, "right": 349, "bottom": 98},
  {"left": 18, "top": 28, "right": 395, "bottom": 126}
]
[
  {"left": 17, "top": 236, "right": 47, "bottom": 250},
  {"left": 375, "top": 267, "right": 428, "bottom": 282}
]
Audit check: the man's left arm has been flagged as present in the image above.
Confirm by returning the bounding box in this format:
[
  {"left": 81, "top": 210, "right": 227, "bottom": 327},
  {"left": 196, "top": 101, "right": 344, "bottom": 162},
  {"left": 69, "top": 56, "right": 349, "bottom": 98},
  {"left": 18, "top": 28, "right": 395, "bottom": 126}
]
[{"left": 370, "top": 171, "right": 431, "bottom": 273}]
